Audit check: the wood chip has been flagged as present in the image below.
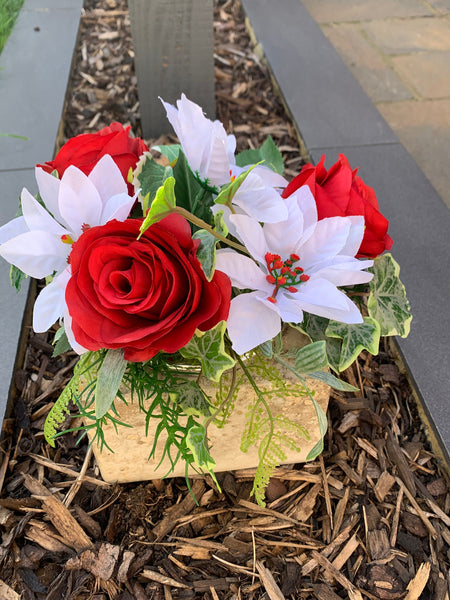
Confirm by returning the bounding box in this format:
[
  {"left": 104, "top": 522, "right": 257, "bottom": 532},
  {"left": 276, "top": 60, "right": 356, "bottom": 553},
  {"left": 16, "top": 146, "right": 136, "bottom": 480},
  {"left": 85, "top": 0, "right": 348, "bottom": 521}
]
[
  {"left": 141, "top": 569, "right": 190, "bottom": 589},
  {"left": 404, "top": 562, "right": 431, "bottom": 600},
  {"left": 255, "top": 561, "right": 285, "bottom": 600}
]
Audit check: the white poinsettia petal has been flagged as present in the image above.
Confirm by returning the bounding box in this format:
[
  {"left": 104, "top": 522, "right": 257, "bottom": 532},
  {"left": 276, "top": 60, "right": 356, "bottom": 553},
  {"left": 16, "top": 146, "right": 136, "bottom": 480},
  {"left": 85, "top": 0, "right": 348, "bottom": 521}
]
[
  {"left": 58, "top": 166, "right": 103, "bottom": 237},
  {"left": 233, "top": 171, "right": 288, "bottom": 223},
  {"left": 63, "top": 309, "right": 89, "bottom": 355},
  {"left": 0, "top": 216, "right": 28, "bottom": 244},
  {"left": 35, "top": 167, "right": 64, "bottom": 224},
  {"left": 296, "top": 279, "right": 364, "bottom": 323},
  {"left": 32, "top": 276, "right": 67, "bottom": 332},
  {"left": 227, "top": 291, "right": 281, "bottom": 355},
  {"left": 262, "top": 195, "right": 304, "bottom": 257},
  {"left": 21, "top": 187, "right": 68, "bottom": 236},
  {"left": 100, "top": 192, "right": 137, "bottom": 224},
  {"left": 0, "top": 231, "right": 68, "bottom": 278},
  {"left": 268, "top": 292, "right": 305, "bottom": 324},
  {"left": 340, "top": 215, "right": 365, "bottom": 256},
  {"left": 312, "top": 258, "right": 374, "bottom": 286},
  {"left": 215, "top": 248, "right": 270, "bottom": 292},
  {"left": 300, "top": 216, "right": 352, "bottom": 271},
  {"left": 252, "top": 165, "right": 288, "bottom": 189},
  {"left": 292, "top": 186, "right": 318, "bottom": 245},
  {"left": 88, "top": 154, "right": 128, "bottom": 202},
  {"left": 230, "top": 214, "right": 268, "bottom": 266}
]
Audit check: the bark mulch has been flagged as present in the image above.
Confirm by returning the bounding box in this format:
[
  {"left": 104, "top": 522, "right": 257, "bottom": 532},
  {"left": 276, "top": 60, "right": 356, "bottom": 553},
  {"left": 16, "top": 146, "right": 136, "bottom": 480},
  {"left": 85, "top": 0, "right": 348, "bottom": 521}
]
[{"left": 0, "top": 1, "right": 449, "bottom": 599}]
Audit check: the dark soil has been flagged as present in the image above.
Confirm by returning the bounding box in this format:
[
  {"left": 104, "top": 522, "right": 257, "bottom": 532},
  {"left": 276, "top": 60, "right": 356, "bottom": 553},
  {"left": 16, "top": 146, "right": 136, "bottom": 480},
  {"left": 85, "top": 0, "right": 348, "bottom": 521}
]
[{"left": 0, "top": 1, "right": 449, "bottom": 599}]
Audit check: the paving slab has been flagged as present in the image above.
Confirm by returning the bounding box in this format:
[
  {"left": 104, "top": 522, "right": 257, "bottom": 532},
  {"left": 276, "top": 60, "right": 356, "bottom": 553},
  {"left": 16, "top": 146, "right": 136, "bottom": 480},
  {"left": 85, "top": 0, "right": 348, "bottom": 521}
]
[
  {"left": 362, "top": 17, "right": 450, "bottom": 54},
  {"left": 301, "top": 0, "right": 433, "bottom": 22},
  {"left": 0, "top": 0, "right": 83, "bottom": 428},
  {"left": 241, "top": 0, "right": 397, "bottom": 151},
  {"left": 391, "top": 52, "right": 450, "bottom": 99},
  {"left": 378, "top": 98, "right": 450, "bottom": 208},
  {"left": 322, "top": 23, "right": 413, "bottom": 102}
]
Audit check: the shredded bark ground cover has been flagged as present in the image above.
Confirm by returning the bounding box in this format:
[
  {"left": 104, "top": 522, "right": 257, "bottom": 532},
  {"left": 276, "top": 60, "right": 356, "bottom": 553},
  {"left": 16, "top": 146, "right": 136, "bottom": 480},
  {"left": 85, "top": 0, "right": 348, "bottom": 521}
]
[{"left": 1, "top": 1, "right": 449, "bottom": 598}]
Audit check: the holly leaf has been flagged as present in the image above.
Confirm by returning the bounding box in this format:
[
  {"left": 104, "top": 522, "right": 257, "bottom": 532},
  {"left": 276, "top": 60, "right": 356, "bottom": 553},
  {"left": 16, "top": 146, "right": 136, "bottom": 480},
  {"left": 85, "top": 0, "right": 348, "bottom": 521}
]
[
  {"left": 170, "top": 381, "right": 213, "bottom": 418},
  {"left": 193, "top": 211, "right": 228, "bottom": 281},
  {"left": 295, "top": 315, "right": 342, "bottom": 372},
  {"left": 326, "top": 317, "right": 381, "bottom": 372},
  {"left": 138, "top": 176, "right": 176, "bottom": 237},
  {"left": 134, "top": 153, "right": 173, "bottom": 210},
  {"left": 95, "top": 349, "right": 127, "bottom": 420},
  {"left": 179, "top": 321, "right": 235, "bottom": 382},
  {"left": 152, "top": 143, "right": 182, "bottom": 165},
  {"left": 172, "top": 150, "right": 215, "bottom": 225},
  {"left": 235, "top": 136, "right": 284, "bottom": 175},
  {"left": 368, "top": 253, "right": 412, "bottom": 338}
]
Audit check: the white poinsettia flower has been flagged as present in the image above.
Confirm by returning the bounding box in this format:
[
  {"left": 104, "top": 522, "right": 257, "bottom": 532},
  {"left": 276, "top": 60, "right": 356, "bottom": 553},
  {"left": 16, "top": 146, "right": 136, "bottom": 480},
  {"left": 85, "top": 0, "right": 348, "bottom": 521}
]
[
  {"left": 0, "top": 155, "right": 137, "bottom": 343},
  {"left": 161, "top": 93, "right": 236, "bottom": 187},
  {"left": 215, "top": 185, "right": 374, "bottom": 355}
]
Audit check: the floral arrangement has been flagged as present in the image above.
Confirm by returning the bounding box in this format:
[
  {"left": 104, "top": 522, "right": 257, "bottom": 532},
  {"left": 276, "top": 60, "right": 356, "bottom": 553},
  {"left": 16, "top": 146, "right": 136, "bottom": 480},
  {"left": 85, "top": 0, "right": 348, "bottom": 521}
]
[{"left": 0, "top": 95, "right": 411, "bottom": 504}]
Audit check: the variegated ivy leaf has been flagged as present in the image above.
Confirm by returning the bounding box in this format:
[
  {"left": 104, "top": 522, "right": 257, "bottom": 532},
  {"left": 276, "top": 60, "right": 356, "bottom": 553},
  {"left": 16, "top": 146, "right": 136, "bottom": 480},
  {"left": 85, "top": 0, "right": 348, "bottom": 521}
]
[
  {"left": 186, "top": 424, "right": 220, "bottom": 488},
  {"left": 214, "top": 163, "right": 259, "bottom": 206},
  {"left": 326, "top": 317, "right": 381, "bottom": 372},
  {"left": 152, "top": 143, "right": 182, "bottom": 165},
  {"left": 138, "top": 177, "right": 176, "bottom": 237},
  {"left": 95, "top": 349, "right": 128, "bottom": 420},
  {"left": 368, "top": 253, "right": 412, "bottom": 338},
  {"left": 134, "top": 153, "right": 173, "bottom": 210},
  {"left": 170, "top": 381, "right": 213, "bottom": 418},
  {"left": 193, "top": 211, "right": 228, "bottom": 281},
  {"left": 179, "top": 321, "right": 235, "bottom": 382},
  {"left": 307, "top": 370, "right": 359, "bottom": 392},
  {"left": 295, "top": 315, "right": 342, "bottom": 373},
  {"left": 235, "top": 136, "right": 284, "bottom": 175},
  {"left": 295, "top": 340, "right": 328, "bottom": 374}
]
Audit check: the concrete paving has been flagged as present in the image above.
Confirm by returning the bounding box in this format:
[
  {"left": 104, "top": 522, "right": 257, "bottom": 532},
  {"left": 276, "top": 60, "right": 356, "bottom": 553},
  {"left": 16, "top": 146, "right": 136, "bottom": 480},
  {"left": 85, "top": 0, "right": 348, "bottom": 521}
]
[
  {"left": 0, "top": 0, "right": 83, "bottom": 428},
  {"left": 302, "top": 0, "right": 450, "bottom": 209}
]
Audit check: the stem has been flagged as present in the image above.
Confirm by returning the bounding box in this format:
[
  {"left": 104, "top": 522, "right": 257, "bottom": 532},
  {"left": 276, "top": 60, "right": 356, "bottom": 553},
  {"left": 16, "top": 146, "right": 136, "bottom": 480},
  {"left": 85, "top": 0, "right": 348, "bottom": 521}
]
[{"left": 173, "top": 206, "right": 249, "bottom": 254}]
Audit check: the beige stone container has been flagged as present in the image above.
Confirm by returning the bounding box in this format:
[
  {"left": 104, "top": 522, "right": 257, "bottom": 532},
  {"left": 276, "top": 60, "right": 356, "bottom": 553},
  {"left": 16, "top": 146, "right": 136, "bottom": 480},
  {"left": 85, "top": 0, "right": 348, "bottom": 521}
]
[{"left": 86, "top": 332, "right": 329, "bottom": 484}]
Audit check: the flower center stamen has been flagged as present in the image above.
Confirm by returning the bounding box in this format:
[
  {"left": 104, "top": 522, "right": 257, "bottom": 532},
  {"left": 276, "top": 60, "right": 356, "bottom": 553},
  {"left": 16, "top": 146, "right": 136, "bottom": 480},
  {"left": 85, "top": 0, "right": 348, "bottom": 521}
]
[{"left": 265, "top": 252, "right": 309, "bottom": 304}]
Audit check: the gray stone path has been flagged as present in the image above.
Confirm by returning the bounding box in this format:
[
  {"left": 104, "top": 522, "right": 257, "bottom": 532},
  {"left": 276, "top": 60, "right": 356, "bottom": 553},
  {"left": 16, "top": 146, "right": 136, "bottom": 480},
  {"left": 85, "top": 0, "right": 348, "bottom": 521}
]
[
  {"left": 0, "top": 0, "right": 83, "bottom": 427},
  {"left": 241, "top": 0, "right": 450, "bottom": 462}
]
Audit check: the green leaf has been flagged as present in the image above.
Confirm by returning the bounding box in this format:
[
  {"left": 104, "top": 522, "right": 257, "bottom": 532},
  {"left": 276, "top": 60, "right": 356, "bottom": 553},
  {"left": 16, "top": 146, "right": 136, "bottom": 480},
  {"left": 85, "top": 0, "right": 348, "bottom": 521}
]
[
  {"left": 152, "top": 143, "right": 182, "bottom": 164},
  {"left": 185, "top": 424, "right": 220, "bottom": 488},
  {"left": 306, "top": 395, "right": 328, "bottom": 461},
  {"left": 326, "top": 317, "right": 381, "bottom": 372},
  {"left": 192, "top": 211, "right": 228, "bottom": 281},
  {"left": 172, "top": 150, "right": 214, "bottom": 225},
  {"left": 179, "top": 321, "right": 235, "bottom": 382},
  {"left": 10, "top": 264, "right": 27, "bottom": 292},
  {"left": 139, "top": 176, "right": 176, "bottom": 237},
  {"left": 294, "top": 340, "right": 328, "bottom": 374},
  {"left": 170, "top": 381, "right": 214, "bottom": 418},
  {"left": 368, "top": 253, "right": 412, "bottom": 338},
  {"left": 307, "top": 370, "right": 359, "bottom": 392},
  {"left": 135, "top": 154, "right": 173, "bottom": 208},
  {"left": 235, "top": 136, "right": 284, "bottom": 175},
  {"left": 295, "top": 315, "right": 342, "bottom": 372},
  {"left": 214, "top": 163, "right": 259, "bottom": 206},
  {"left": 52, "top": 326, "right": 72, "bottom": 357},
  {"left": 95, "top": 349, "right": 128, "bottom": 420}
]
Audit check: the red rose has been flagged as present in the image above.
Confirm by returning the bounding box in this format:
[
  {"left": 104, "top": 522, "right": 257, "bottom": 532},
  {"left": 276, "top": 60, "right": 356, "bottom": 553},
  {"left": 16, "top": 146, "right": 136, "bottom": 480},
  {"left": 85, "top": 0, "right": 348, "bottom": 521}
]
[
  {"left": 282, "top": 154, "right": 393, "bottom": 258},
  {"left": 66, "top": 215, "right": 231, "bottom": 362},
  {"left": 37, "top": 123, "right": 148, "bottom": 195}
]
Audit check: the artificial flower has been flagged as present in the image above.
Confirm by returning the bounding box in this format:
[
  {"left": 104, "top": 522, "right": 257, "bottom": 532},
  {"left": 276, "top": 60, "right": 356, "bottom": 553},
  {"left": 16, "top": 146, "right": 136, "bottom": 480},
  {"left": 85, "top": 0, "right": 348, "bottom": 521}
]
[
  {"left": 216, "top": 186, "right": 374, "bottom": 354},
  {"left": 161, "top": 94, "right": 236, "bottom": 187},
  {"left": 0, "top": 155, "right": 137, "bottom": 337},
  {"left": 37, "top": 122, "right": 149, "bottom": 195},
  {"left": 66, "top": 214, "right": 231, "bottom": 362},
  {"left": 282, "top": 154, "right": 393, "bottom": 258}
]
